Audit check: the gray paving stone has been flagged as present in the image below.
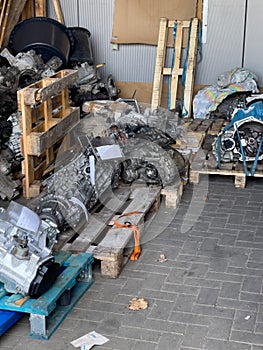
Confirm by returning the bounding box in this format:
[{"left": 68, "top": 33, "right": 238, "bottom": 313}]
[
  {"left": 256, "top": 305, "right": 263, "bottom": 323},
  {"left": 220, "top": 281, "right": 241, "bottom": 299},
  {"left": 206, "top": 271, "right": 243, "bottom": 283},
  {"left": 249, "top": 249, "right": 263, "bottom": 262},
  {"left": 186, "top": 262, "right": 209, "bottom": 278},
  {"left": 242, "top": 277, "right": 263, "bottom": 294},
  {"left": 231, "top": 330, "right": 263, "bottom": 345},
  {"left": 132, "top": 340, "right": 158, "bottom": 350},
  {"left": 238, "top": 230, "right": 256, "bottom": 242},
  {"left": 210, "top": 217, "right": 228, "bottom": 228},
  {"left": 181, "top": 324, "right": 209, "bottom": 348},
  {"left": 96, "top": 313, "right": 123, "bottom": 335},
  {"left": 228, "top": 214, "right": 244, "bottom": 225},
  {"left": 143, "top": 318, "right": 186, "bottom": 334},
  {"left": 216, "top": 298, "right": 259, "bottom": 312},
  {"left": 232, "top": 310, "right": 257, "bottom": 332},
  {"left": 169, "top": 310, "right": 210, "bottom": 326},
  {"left": 207, "top": 317, "right": 233, "bottom": 339},
  {"left": 197, "top": 287, "right": 219, "bottom": 306},
  {"left": 162, "top": 283, "right": 200, "bottom": 296},
  {"left": 255, "top": 322, "right": 263, "bottom": 333},
  {"left": 185, "top": 276, "right": 221, "bottom": 288},
  {"left": 192, "top": 304, "right": 235, "bottom": 319},
  {"left": 157, "top": 333, "right": 183, "bottom": 350},
  {"left": 122, "top": 309, "right": 152, "bottom": 327},
  {"left": 204, "top": 338, "right": 251, "bottom": 350},
  {"left": 141, "top": 288, "right": 177, "bottom": 302},
  {"left": 3, "top": 176, "right": 263, "bottom": 350},
  {"left": 166, "top": 268, "right": 189, "bottom": 284},
  {"left": 173, "top": 294, "right": 197, "bottom": 312},
  {"left": 141, "top": 273, "right": 168, "bottom": 290},
  {"left": 218, "top": 234, "right": 237, "bottom": 246},
  {"left": 116, "top": 326, "right": 161, "bottom": 342},
  {"left": 240, "top": 292, "right": 263, "bottom": 303},
  {"left": 148, "top": 300, "right": 175, "bottom": 320},
  {"left": 229, "top": 253, "right": 250, "bottom": 267},
  {"left": 253, "top": 346, "right": 263, "bottom": 350}
]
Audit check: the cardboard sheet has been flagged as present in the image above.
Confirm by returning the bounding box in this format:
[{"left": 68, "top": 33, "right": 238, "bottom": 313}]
[{"left": 111, "top": 0, "right": 197, "bottom": 46}]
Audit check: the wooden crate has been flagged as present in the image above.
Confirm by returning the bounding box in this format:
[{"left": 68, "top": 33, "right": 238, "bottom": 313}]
[
  {"left": 18, "top": 69, "right": 80, "bottom": 198},
  {"left": 57, "top": 186, "right": 161, "bottom": 278}
]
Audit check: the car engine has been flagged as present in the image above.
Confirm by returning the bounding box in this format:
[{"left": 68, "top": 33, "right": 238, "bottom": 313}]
[
  {"left": 213, "top": 98, "right": 263, "bottom": 164},
  {"left": 0, "top": 201, "right": 60, "bottom": 298}
]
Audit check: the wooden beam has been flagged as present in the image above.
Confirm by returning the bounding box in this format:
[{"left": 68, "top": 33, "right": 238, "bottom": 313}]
[
  {"left": 35, "top": 0, "right": 47, "bottom": 17},
  {"left": 52, "top": 0, "right": 65, "bottom": 24},
  {"left": 21, "top": 0, "right": 35, "bottom": 20},
  {"left": 1, "top": 0, "right": 28, "bottom": 47}
]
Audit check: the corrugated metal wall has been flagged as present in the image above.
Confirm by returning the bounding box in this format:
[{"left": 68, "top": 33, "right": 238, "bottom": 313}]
[
  {"left": 195, "top": 0, "right": 246, "bottom": 85},
  {"left": 48, "top": 0, "right": 158, "bottom": 82},
  {"left": 48, "top": 0, "right": 262, "bottom": 86},
  {"left": 243, "top": 0, "right": 263, "bottom": 86}
]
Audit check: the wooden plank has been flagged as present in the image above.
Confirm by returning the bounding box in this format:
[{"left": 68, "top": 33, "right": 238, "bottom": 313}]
[
  {"left": 21, "top": 0, "right": 35, "bottom": 20},
  {"left": 183, "top": 17, "right": 199, "bottom": 117},
  {"left": 22, "top": 70, "right": 79, "bottom": 105},
  {"left": 52, "top": 0, "right": 65, "bottom": 24},
  {"left": 161, "top": 180, "right": 183, "bottom": 208},
  {"left": 0, "top": 0, "right": 11, "bottom": 47},
  {"left": 93, "top": 187, "right": 161, "bottom": 257},
  {"left": 1, "top": 0, "right": 28, "bottom": 47},
  {"left": 151, "top": 17, "right": 169, "bottom": 110},
  {"left": 170, "top": 21, "right": 184, "bottom": 110},
  {"left": 65, "top": 188, "right": 132, "bottom": 254},
  {"left": 35, "top": 0, "right": 47, "bottom": 16},
  {"left": 27, "top": 108, "right": 79, "bottom": 156}
]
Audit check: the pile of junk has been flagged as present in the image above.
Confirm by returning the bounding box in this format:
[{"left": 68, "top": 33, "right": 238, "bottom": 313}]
[
  {"left": 0, "top": 18, "right": 186, "bottom": 297},
  {"left": 193, "top": 67, "right": 263, "bottom": 173},
  {"left": 0, "top": 16, "right": 120, "bottom": 200}
]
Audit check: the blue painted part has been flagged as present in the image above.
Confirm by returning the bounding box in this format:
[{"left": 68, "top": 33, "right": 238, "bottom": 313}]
[
  {"left": 0, "top": 310, "right": 23, "bottom": 336},
  {"left": 168, "top": 23, "right": 177, "bottom": 110},
  {"left": 218, "top": 101, "right": 263, "bottom": 172},
  {"left": 0, "top": 252, "right": 94, "bottom": 339},
  {"left": 30, "top": 279, "right": 93, "bottom": 340}
]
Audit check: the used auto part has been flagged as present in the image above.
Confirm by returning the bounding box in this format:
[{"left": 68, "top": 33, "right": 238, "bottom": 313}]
[
  {"left": 9, "top": 17, "right": 74, "bottom": 67},
  {"left": 0, "top": 201, "right": 60, "bottom": 297},
  {"left": 213, "top": 99, "right": 263, "bottom": 164}
]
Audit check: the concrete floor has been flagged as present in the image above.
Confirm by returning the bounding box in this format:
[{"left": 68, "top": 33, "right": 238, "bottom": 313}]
[{"left": 1, "top": 174, "right": 263, "bottom": 350}]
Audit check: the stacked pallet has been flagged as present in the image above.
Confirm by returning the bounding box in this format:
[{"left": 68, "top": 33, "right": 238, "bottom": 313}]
[
  {"left": 18, "top": 69, "right": 80, "bottom": 198},
  {"left": 58, "top": 186, "right": 162, "bottom": 278},
  {"left": 188, "top": 118, "right": 263, "bottom": 188}
]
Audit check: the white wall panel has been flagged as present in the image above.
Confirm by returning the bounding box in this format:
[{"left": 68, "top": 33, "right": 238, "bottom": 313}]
[
  {"left": 195, "top": 0, "right": 246, "bottom": 85},
  {"left": 243, "top": 0, "right": 263, "bottom": 86},
  {"left": 77, "top": 0, "right": 157, "bottom": 82},
  {"left": 47, "top": 0, "right": 247, "bottom": 86}
]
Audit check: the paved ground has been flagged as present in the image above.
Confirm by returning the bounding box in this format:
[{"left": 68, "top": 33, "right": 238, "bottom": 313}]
[{"left": 1, "top": 174, "right": 263, "bottom": 350}]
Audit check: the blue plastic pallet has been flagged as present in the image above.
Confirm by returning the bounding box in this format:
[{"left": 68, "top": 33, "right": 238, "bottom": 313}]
[
  {"left": 0, "top": 251, "right": 94, "bottom": 339},
  {"left": 0, "top": 310, "right": 24, "bottom": 336}
]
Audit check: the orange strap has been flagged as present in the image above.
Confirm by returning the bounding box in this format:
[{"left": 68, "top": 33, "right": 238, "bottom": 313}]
[{"left": 113, "top": 211, "right": 141, "bottom": 261}]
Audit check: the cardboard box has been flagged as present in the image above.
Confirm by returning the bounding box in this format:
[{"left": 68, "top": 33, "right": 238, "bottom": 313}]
[{"left": 111, "top": 0, "right": 197, "bottom": 47}]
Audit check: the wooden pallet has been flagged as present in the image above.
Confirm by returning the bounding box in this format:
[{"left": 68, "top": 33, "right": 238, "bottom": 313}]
[
  {"left": 151, "top": 17, "right": 199, "bottom": 115},
  {"left": 189, "top": 131, "right": 263, "bottom": 188},
  {"left": 59, "top": 186, "right": 161, "bottom": 278},
  {"left": 0, "top": 251, "right": 93, "bottom": 340},
  {"left": 18, "top": 69, "right": 80, "bottom": 198}
]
